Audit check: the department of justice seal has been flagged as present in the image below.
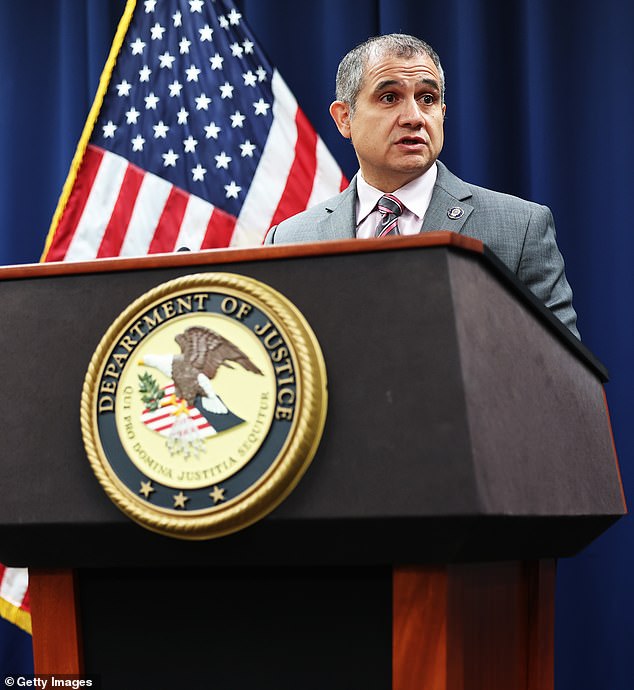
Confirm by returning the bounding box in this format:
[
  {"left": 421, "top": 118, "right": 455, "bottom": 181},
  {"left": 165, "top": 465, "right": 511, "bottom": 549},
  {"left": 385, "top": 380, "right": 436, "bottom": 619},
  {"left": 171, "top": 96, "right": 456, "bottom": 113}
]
[{"left": 81, "top": 273, "right": 327, "bottom": 540}]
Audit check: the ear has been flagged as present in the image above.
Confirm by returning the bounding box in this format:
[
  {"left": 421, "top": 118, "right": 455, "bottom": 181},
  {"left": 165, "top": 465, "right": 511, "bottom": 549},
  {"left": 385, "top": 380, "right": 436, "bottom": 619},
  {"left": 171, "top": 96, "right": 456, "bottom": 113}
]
[
  {"left": 442, "top": 102, "right": 447, "bottom": 120},
  {"left": 329, "top": 100, "right": 352, "bottom": 139}
]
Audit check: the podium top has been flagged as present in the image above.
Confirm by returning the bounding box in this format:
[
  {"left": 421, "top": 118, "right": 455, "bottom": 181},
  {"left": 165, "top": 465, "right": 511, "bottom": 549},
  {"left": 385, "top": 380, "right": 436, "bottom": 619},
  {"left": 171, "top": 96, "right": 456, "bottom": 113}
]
[{"left": 3, "top": 232, "right": 606, "bottom": 380}]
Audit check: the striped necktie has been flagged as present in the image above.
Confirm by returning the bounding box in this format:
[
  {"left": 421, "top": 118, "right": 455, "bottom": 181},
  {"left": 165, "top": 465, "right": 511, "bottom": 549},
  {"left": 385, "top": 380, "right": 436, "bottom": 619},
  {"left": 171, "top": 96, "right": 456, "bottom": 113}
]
[{"left": 375, "top": 194, "right": 404, "bottom": 237}]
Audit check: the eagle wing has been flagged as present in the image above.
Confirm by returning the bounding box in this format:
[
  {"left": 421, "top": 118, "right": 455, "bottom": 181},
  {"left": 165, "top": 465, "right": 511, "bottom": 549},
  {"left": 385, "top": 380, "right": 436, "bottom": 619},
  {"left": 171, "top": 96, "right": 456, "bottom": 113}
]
[{"left": 175, "top": 326, "right": 263, "bottom": 379}]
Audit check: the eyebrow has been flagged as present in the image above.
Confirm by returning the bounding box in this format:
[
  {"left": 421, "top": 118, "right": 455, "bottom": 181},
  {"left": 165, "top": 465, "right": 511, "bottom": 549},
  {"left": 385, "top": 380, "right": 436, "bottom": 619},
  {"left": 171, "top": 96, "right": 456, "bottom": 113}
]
[{"left": 374, "top": 77, "right": 440, "bottom": 94}]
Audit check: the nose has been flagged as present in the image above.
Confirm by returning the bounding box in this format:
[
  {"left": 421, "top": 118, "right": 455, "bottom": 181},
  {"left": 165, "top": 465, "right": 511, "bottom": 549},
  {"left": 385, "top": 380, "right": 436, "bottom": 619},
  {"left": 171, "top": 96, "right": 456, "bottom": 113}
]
[{"left": 398, "top": 96, "right": 425, "bottom": 128}]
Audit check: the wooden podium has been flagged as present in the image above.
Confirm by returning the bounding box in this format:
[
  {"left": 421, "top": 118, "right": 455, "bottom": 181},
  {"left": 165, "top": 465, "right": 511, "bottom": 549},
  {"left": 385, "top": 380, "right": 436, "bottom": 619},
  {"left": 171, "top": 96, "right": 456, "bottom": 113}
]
[{"left": 0, "top": 234, "right": 625, "bottom": 689}]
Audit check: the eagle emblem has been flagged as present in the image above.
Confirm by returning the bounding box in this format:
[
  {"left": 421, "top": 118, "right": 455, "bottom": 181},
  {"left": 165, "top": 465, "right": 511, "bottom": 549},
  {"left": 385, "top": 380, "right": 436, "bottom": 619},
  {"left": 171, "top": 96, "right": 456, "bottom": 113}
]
[
  {"left": 139, "top": 325, "right": 263, "bottom": 457},
  {"left": 83, "top": 273, "right": 328, "bottom": 539}
]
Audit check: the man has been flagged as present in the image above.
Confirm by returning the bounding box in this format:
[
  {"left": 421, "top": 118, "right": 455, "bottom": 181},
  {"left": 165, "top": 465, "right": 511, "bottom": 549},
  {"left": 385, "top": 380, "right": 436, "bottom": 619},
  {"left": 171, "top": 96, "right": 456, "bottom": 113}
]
[{"left": 264, "top": 34, "right": 579, "bottom": 338}]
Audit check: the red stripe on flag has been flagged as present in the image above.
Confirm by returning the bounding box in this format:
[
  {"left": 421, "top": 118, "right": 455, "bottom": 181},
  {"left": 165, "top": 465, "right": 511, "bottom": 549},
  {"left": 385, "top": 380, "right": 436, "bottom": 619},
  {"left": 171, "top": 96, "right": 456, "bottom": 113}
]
[
  {"left": 340, "top": 173, "right": 349, "bottom": 192},
  {"left": 20, "top": 586, "right": 30, "bottom": 613},
  {"left": 268, "top": 108, "right": 318, "bottom": 228},
  {"left": 148, "top": 186, "right": 189, "bottom": 254},
  {"left": 96, "top": 164, "right": 145, "bottom": 258},
  {"left": 152, "top": 421, "right": 175, "bottom": 433},
  {"left": 202, "top": 207, "right": 238, "bottom": 249},
  {"left": 44, "top": 145, "right": 105, "bottom": 262},
  {"left": 142, "top": 410, "right": 173, "bottom": 423}
]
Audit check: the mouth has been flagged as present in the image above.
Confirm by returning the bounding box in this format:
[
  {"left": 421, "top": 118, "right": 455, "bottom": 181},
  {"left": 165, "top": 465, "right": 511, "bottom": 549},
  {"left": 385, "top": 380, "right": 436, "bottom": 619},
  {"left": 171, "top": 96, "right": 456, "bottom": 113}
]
[{"left": 395, "top": 135, "right": 427, "bottom": 148}]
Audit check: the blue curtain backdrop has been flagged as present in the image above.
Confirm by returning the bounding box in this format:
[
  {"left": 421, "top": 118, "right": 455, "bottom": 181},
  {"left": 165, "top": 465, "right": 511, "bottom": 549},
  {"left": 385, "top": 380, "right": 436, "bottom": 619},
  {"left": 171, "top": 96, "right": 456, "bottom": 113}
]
[{"left": 0, "top": 1, "right": 632, "bottom": 686}]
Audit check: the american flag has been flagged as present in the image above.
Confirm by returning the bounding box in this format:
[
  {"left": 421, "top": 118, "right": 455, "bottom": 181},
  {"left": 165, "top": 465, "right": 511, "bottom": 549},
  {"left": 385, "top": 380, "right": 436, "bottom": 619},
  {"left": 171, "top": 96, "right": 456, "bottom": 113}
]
[
  {"left": 0, "top": 565, "right": 30, "bottom": 634},
  {"left": 141, "top": 383, "right": 218, "bottom": 437},
  {"left": 42, "top": 0, "right": 346, "bottom": 261}
]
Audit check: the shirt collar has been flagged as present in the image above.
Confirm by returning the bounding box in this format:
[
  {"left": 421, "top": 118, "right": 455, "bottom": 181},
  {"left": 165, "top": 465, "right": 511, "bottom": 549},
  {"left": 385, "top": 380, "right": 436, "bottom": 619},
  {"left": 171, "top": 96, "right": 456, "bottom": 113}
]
[{"left": 356, "top": 163, "right": 438, "bottom": 224}]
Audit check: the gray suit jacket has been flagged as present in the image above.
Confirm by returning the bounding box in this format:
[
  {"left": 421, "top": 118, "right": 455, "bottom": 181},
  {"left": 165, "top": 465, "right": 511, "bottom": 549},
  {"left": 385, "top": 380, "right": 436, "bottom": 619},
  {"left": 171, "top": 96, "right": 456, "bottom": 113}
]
[{"left": 265, "top": 161, "right": 579, "bottom": 337}]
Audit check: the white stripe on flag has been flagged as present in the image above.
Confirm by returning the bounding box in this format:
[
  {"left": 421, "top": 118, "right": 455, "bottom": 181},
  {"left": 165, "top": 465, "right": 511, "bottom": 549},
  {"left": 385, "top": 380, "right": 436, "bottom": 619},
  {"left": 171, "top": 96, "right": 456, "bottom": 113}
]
[
  {"left": 0, "top": 567, "right": 28, "bottom": 608},
  {"left": 174, "top": 194, "right": 215, "bottom": 251},
  {"left": 231, "top": 70, "right": 298, "bottom": 247},
  {"left": 308, "top": 137, "right": 345, "bottom": 208},
  {"left": 65, "top": 151, "right": 128, "bottom": 261},
  {"left": 119, "top": 171, "right": 173, "bottom": 256}
]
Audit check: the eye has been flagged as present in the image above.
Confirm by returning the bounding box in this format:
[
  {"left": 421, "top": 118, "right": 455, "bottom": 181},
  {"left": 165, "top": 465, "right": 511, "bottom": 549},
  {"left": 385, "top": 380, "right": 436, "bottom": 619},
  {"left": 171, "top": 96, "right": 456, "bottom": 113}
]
[
  {"left": 380, "top": 93, "right": 397, "bottom": 104},
  {"left": 420, "top": 94, "right": 435, "bottom": 105}
]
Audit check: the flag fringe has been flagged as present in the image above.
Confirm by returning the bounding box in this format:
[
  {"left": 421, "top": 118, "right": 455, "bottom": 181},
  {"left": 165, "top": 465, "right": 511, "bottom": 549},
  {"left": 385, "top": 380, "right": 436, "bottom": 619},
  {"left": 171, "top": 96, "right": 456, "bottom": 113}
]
[
  {"left": 0, "top": 598, "right": 32, "bottom": 635},
  {"left": 40, "top": 0, "right": 138, "bottom": 262}
]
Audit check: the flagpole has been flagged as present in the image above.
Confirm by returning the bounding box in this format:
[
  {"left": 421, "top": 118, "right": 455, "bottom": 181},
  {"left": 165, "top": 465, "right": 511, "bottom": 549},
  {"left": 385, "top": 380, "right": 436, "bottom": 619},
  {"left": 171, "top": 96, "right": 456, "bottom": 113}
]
[{"left": 40, "top": 0, "right": 138, "bottom": 262}]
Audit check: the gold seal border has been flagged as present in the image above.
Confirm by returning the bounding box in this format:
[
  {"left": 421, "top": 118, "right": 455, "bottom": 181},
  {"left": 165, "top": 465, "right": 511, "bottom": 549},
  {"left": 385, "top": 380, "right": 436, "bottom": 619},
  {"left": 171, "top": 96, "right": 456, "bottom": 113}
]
[{"left": 81, "top": 272, "right": 328, "bottom": 540}]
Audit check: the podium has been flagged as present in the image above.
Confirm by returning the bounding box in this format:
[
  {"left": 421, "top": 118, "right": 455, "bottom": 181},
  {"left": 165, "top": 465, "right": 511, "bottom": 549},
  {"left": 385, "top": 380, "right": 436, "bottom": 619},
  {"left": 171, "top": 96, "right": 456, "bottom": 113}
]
[{"left": 0, "top": 233, "right": 625, "bottom": 689}]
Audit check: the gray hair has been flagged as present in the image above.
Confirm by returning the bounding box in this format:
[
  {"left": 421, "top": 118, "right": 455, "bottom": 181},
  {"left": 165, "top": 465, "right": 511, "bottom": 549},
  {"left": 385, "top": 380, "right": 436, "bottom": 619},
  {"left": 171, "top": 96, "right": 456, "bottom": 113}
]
[{"left": 335, "top": 34, "right": 445, "bottom": 112}]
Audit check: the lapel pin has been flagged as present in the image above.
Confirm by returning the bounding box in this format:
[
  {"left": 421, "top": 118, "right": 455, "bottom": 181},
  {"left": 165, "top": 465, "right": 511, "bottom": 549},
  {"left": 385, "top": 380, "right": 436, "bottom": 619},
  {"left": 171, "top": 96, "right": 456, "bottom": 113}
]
[{"left": 447, "top": 206, "right": 465, "bottom": 220}]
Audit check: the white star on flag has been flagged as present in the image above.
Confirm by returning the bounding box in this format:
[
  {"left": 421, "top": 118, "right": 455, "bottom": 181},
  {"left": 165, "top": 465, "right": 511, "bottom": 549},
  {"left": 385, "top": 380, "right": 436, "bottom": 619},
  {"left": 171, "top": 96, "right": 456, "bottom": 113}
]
[
  {"left": 230, "top": 111, "right": 245, "bottom": 128},
  {"left": 168, "top": 80, "right": 183, "bottom": 97},
  {"left": 253, "top": 99, "right": 270, "bottom": 116},
  {"left": 131, "top": 134, "right": 145, "bottom": 151},
  {"left": 240, "top": 140, "right": 256, "bottom": 157},
  {"left": 183, "top": 136, "right": 198, "bottom": 153},
  {"left": 219, "top": 82, "right": 234, "bottom": 99},
  {"left": 150, "top": 23, "right": 166, "bottom": 40},
  {"left": 228, "top": 9, "right": 242, "bottom": 25},
  {"left": 153, "top": 121, "right": 169, "bottom": 138},
  {"left": 130, "top": 38, "right": 146, "bottom": 54},
  {"left": 159, "top": 52, "right": 175, "bottom": 68},
  {"left": 126, "top": 107, "right": 140, "bottom": 124},
  {"left": 139, "top": 65, "right": 152, "bottom": 82},
  {"left": 102, "top": 121, "right": 117, "bottom": 138},
  {"left": 162, "top": 149, "right": 179, "bottom": 167},
  {"left": 205, "top": 122, "right": 221, "bottom": 139},
  {"left": 215, "top": 152, "right": 231, "bottom": 169},
  {"left": 199, "top": 25, "right": 214, "bottom": 41},
  {"left": 176, "top": 107, "right": 189, "bottom": 124},
  {"left": 116, "top": 80, "right": 132, "bottom": 96},
  {"left": 185, "top": 64, "right": 201, "bottom": 82},
  {"left": 210, "top": 54, "right": 223, "bottom": 70},
  {"left": 192, "top": 163, "right": 206, "bottom": 180},
  {"left": 144, "top": 92, "right": 159, "bottom": 109},
  {"left": 195, "top": 94, "right": 212, "bottom": 110},
  {"left": 225, "top": 181, "right": 241, "bottom": 199}
]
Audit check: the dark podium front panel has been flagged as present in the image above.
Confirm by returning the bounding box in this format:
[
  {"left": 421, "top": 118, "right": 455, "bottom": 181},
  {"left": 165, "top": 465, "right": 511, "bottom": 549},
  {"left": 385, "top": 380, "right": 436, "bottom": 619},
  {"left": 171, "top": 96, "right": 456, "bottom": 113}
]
[{"left": 0, "top": 235, "right": 623, "bottom": 568}]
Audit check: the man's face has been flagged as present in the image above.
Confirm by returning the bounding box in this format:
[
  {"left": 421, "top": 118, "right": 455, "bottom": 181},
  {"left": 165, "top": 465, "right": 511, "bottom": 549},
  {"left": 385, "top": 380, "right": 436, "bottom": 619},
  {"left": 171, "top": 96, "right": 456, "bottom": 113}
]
[{"left": 330, "top": 52, "right": 446, "bottom": 192}]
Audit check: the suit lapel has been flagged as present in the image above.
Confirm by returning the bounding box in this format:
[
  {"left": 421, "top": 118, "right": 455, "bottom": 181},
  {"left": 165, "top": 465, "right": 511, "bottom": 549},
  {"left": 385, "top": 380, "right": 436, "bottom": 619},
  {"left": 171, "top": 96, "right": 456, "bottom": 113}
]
[
  {"left": 421, "top": 161, "right": 474, "bottom": 234},
  {"left": 318, "top": 178, "right": 357, "bottom": 240}
]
